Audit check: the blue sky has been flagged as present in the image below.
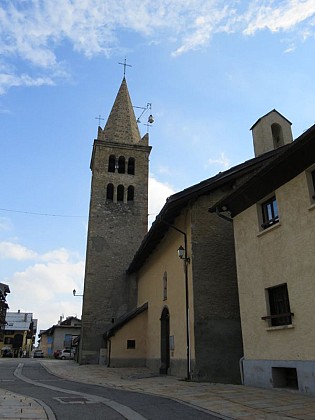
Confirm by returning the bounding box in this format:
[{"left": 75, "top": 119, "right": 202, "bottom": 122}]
[{"left": 1, "top": 0, "right": 315, "bottom": 337}]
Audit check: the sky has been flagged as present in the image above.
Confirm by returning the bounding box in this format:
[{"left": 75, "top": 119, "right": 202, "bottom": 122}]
[{"left": 1, "top": 0, "right": 315, "bottom": 341}]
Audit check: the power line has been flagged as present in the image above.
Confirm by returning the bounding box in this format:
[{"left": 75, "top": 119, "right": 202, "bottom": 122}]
[{"left": 0, "top": 208, "right": 86, "bottom": 218}]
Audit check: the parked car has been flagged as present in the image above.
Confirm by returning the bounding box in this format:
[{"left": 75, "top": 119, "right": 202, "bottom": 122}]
[
  {"left": 58, "top": 349, "right": 74, "bottom": 360},
  {"left": 1, "top": 348, "right": 13, "bottom": 358},
  {"left": 33, "top": 349, "right": 44, "bottom": 358}
]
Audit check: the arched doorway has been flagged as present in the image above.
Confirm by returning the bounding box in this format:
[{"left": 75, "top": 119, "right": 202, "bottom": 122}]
[{"left": 160, "top": 307, "right": 170, "bottom": 374}]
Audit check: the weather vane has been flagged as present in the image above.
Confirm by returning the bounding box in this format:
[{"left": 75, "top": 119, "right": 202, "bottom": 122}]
[{"left": 118, "top": 57, "right": 132, "bottom": 77}]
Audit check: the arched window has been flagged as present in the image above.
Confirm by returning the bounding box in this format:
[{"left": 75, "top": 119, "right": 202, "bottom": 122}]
[
  {"left": 118, "top": 156, "right": 125, "bottom": 174},
  {"left": 108, "top": 155, "right": 115, "bottom": 172},
  {"left": 106, "top": 183, "right": 114, "bottom": 201},
  {"left": 271, "top": 123, "right": 284, "bottom": 149},
  {"left": 128, "top": 157, "right": 135, "bottom": 175},
  {"left": 117, "top": 185, "right": 124, "bottom": 202},
  {"left": 127, "top": 186, "right": 134, "bottom": 202}
]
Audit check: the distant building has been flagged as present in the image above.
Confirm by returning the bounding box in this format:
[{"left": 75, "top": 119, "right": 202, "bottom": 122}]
[
  {"left": 39, "top": 316, "right": 81, "bottom": 357},
  {"left": 1, "top": 310, "right": 37, "bottom": 357},
  {"left": 0, "top": 283, "right": 10, "bottom": 343},
  {"left": 211, "top": 111, "right": 315, "bottom": 394}
]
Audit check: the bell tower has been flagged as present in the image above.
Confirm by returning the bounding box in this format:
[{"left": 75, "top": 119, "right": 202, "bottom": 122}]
[{"left": 79, "top": 77, "right": 151, "bottom": 364}]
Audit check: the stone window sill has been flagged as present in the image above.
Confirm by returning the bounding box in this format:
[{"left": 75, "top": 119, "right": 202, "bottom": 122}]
[
  {"left": 257, "top": 222, "right": 281, "bottom": 237},
  {"left": 266, "top": 324, "right": 294, "bottom": 332}
]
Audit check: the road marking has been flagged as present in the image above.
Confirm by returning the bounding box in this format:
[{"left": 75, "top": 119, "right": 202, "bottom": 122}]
[{"left": 15, "top": 363, "right": 147, "bottom": 420}]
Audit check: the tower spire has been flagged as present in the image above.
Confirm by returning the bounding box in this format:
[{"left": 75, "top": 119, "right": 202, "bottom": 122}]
[{"left": 101, "top": 78, "right": 141, "bottom": 144}]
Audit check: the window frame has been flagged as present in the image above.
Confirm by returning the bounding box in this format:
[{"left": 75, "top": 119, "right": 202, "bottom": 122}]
[
  {"left": 262, "top": 283, "right": 293, "bottom": 327},
  {"left": 261, "top": 195, "right": 279, "bottom": 229}
]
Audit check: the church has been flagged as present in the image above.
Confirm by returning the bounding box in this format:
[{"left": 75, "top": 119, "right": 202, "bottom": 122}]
[{"left": 78, "top": 75, "right": 308, "bottom": 385}]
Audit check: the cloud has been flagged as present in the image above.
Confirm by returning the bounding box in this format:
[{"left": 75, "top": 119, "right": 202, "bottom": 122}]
[
  {"left": 3, "top": 243, "right": 85, "bottom": 331},
  {"left": 206, "top": 152, "right": 230, "bottom": 170},
  {"left": 148, "top": 175, "right": 175, "bottom": 224},
  {"left": 0, "top": 242, "right": 38, "bottom": 260},
  {"left": 0, "top": 73, "right": 54, "bottom": 95},
  {"left": 243, "top": 0, "right": 315, "bottom": 35},
  {"left": 0, "top": 1, "right": 314, "bottom": 92}
]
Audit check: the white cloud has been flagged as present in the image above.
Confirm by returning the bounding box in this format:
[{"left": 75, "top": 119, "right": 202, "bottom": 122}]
[
  {"left": 0, "top": 241, "right": 38, "bottom": 260},
  {"left": 0, "top": 73, "right": 54, "bottom": 95},
  {"left": 148, "top": 175, "right": 175, "bottom": 224},
  {"left": 0, "top": 1, "right": 315, "bottom": 92},
  {"left": 243, "top": 0, "right": 315, "bottom": 35},
  {"left": 3, "top": 243, "right": 85, "bottom": 332},
  {"left": 206, "top": 152, "right": 230, "bottom": 170}
]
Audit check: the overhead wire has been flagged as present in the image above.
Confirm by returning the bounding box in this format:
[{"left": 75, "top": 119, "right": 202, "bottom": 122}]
[{"left": 0, "top": 207, "right": 86, "bottom": 218}]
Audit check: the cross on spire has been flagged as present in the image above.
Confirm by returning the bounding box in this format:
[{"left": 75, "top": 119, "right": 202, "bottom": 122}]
[
  {"left": 118, "top": 57, "right": 132, "bottom": 77},
  {"left": 95, "top": 114, "right": 104, "bottom": 127}
]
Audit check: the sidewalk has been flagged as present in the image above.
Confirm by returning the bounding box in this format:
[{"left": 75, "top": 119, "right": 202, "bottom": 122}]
[
  {"left": 1, "top": 360, "right": 315, "bottom": 419},
  {"left": 41, "top": 360, "right": 315, "bottom": 420},
  {"left": 0, "top": 388, "right": 49, "bottom": 419}
]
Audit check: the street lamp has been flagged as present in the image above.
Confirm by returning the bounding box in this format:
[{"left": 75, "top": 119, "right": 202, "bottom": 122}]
[
  {"left": 72, "top": 289, "right": 83, "bottom": 297},
  {"left": 177, "top": 243, "right": 191, "bottom": 381}
]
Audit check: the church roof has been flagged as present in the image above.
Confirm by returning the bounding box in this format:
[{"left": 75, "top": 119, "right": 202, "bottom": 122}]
[
  {"left": 127, "top": 145, "right": 288, "bottom": 273},
  {"left": 104, "top": 302, "right": 148, "bottom": 338},
  {"left": 102, "top": 77, "right": 141, "bottom": 144},
  {"left": 210, "top": 123, "right": 315, "bottom": 217}
]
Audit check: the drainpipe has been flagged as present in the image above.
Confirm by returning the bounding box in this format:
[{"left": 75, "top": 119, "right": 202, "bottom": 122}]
[{"left": 107, "top": 338, "right": 111, "bottom": 367}]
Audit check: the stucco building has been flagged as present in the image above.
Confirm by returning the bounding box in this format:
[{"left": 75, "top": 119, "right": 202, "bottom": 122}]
[
  {"left": 40, "top": 316, "right": 81, "bottom": 357},
  {"left": 1, "top": 310, "right": 37, "bottom": 357},
  {"left": 211, "top": 110, "right": 315, "bottom": 393}
]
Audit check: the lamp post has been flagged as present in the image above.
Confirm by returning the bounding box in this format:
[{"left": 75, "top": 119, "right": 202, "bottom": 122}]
[
  {"left": 177, "top": 242, "right": 191, "bottom": 381},
  {"left": 72, "top": 289, "right": 83, "bottom": 297}
]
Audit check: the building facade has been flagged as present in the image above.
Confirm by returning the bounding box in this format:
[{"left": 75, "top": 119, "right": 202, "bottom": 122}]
[
  {"left": 104, "top": 148, "right": 285, "bottom": 383},
  {"left": 1, "top": 310, "right": 37, "bottom": 357},
  {"left": 40, "top": 316, "right": 81, "bottom": 357},
  {"left": 211, "top": 111, "right": 315, "bottom": 393}
]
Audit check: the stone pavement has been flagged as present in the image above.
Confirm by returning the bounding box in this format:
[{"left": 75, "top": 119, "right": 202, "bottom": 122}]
[
  {"left": 0, "top": 388, "right": 49, "bottom": 419},
  {"left": 1, "top": 359, "right": 315, "bottom": 419}
]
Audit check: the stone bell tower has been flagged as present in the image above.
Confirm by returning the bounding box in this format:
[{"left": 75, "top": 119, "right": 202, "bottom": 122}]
[{"left": 79, "top": 77, "right": 151, "bottom": 364}]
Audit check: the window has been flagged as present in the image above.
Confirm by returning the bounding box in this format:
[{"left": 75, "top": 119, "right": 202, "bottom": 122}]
[
  {"left": 127, "top": 339, "right": 136, "bottom": 349},
  {"left": 108, "top": 155, "right": 115, "bottom": 172},
  {"left": 117, "top": 185, "right": 124, "bottom": 202},
  {"left": 106, "top": 183, "right": 114, "bottom": 201},
  {"left": 118, "top": 156, "right": 125, "bottom": 174},
  {"left": 261, "top": 196, "right": 279, "bottom": 229},
  {"left": 262, "top": 283, "right": 293, "bottom": 327},
  {"left": 128, "top": 158, "right": 135, "bottom": 175},
  {"left": 271, "top": 123, "right": 284, "bottom": 149},
  {"left": 163, "top": 271, "right": 168, "bottom": 301},
  {"left": 127, "top": 186, "right": 134, "bottom": 202}
]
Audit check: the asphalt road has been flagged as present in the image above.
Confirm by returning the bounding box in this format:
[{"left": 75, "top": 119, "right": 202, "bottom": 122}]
[{"left": 0, "top": 359, "right": 221, "bottom": 420}]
